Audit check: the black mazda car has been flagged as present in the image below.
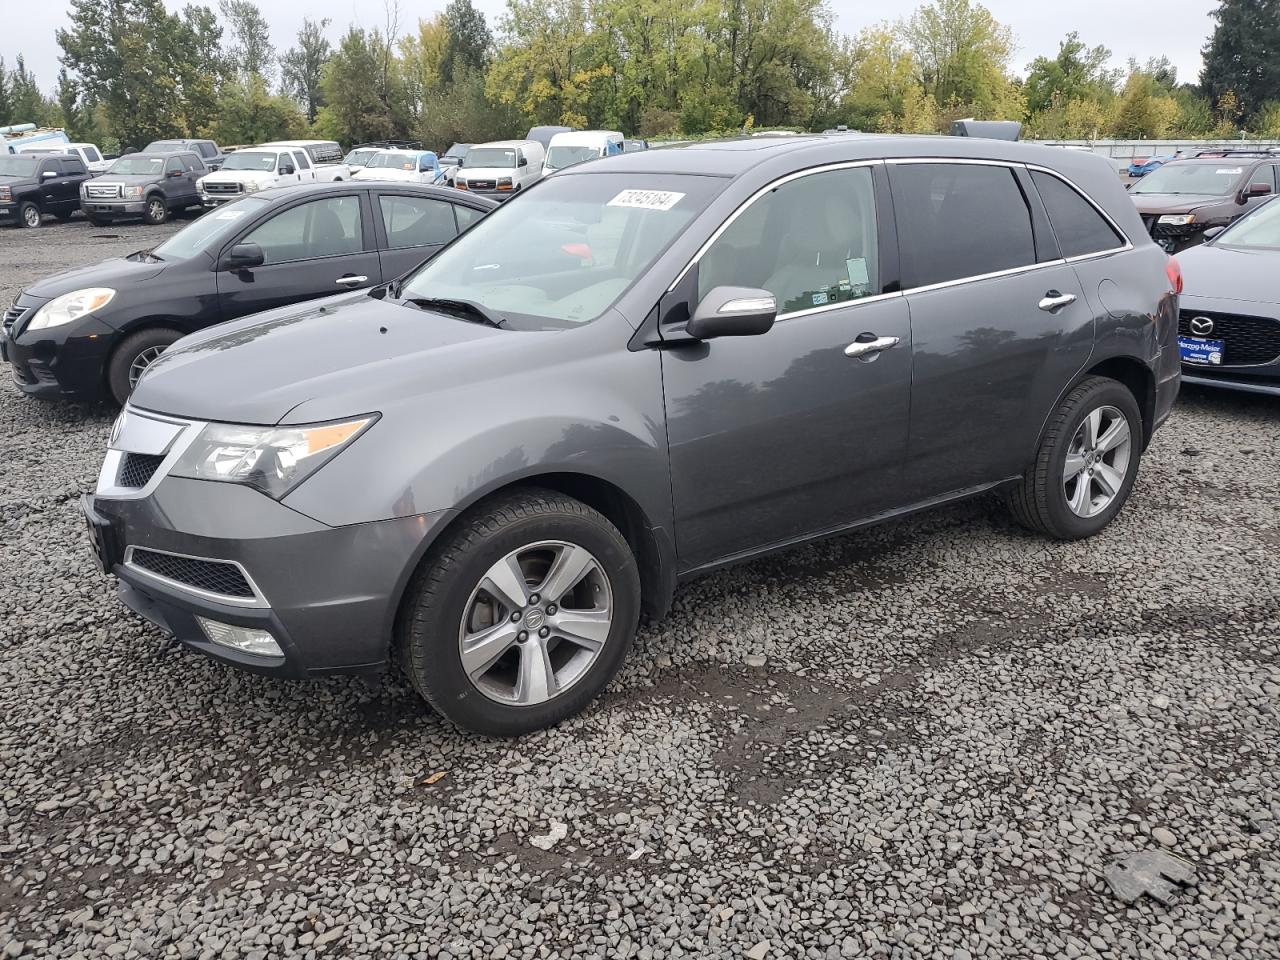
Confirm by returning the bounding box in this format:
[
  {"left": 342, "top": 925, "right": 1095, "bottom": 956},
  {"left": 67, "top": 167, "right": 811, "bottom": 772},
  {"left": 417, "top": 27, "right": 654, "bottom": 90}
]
[{"left": 2, "top": 182, "right": 495, "bottom": 404}]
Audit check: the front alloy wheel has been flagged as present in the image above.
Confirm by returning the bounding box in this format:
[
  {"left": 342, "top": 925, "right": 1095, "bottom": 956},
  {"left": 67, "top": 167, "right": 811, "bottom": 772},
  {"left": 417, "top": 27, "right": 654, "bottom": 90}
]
[
  {"left": 460, "top": 541, "right": 614, "bottom": 706},
  {"left": 1062, "top": 405, "right": 1132, "bottom": 518},
  {"left": 144, "top": 197, "right": 167, "bottom": 224},
  {"left": 128, "top": 345, "right": 167, "bottom": 391}
]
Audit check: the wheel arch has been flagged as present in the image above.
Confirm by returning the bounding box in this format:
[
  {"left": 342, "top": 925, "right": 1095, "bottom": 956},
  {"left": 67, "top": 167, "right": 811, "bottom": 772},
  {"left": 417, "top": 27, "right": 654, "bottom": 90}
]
[{"left": 1079, "top": 355, "right": 1155, "bottom": 448}]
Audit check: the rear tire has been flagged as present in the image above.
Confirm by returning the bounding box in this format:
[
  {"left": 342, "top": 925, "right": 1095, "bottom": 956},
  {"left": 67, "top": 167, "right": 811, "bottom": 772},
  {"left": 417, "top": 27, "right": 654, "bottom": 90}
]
[
  {"left": 399, "top": 488, "right": 640, "bottom": 737},
  {"left": 142, "top": 195, "right": 168, "bottom": 225},
  {"left": 1009, "top": 376, "right": 1144, "bottom": 540},
  {"left": 107, "top": 328, "right": 184, "bottom": 405},
  {"left": 18, "top": 202, "right": 41, "bottom": 228}
]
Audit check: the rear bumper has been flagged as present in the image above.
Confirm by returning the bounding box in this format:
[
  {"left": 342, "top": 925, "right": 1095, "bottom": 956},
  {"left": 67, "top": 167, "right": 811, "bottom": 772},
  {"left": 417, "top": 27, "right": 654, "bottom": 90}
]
[{"left": 86, "top": 481, "right": 450, "bottom": 679}]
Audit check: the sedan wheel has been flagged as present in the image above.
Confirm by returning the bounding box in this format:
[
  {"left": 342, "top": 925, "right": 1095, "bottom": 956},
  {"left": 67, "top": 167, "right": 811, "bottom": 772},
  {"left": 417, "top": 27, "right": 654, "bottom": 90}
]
[
  {"left": 460, "top": 540, "right": 614, "bottom": 706},
  {"left": 128, "top": 345, "right": 168, "bottom": 391}
]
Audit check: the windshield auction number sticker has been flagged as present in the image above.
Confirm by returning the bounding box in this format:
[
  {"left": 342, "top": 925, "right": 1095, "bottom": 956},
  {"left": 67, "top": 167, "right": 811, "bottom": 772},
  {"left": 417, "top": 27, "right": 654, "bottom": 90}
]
[{"left": 608, "top": 190, "right": 685, "bottom": 211}]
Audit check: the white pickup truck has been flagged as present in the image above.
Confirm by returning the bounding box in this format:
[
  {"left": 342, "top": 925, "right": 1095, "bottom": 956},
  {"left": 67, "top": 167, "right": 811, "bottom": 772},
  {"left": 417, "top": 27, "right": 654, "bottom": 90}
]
[
  {"left": 197, "top": 140, "right": 350, "bottom": 207},
  {"left": 16, "top": 141, "right": 111, "bottom": 173}
]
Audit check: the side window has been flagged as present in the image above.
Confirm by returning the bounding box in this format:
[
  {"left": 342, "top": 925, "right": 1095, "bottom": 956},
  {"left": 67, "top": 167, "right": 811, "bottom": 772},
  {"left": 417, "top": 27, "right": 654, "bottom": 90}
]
[
  {"left": 182, "top": 156, "right": 203, "bottom": 174},
  {"left": 83, "top": 146, "right": 102, "bottom": 163},
  {"left": 39, "top": 159, "right": 59, "bottom": 178},
  {"left": 63, "top": 158, "right": 88, "bottom": 176},
  {"left": 378, "top": 194, "right": 457, "bottom": 248},
  {"left": 892, "top": 163, "right": 1035, "bottom": 288},
  {"left": 240, "top": 195, "right": 364, "bottom": 264},
  {"left": 455, "top": 204, "right": 485, "bottom": 232},
  {"left": 199, "top": 142, "right": 217, "bottom": 158},
  {"left": 698, "top": 166, "right": 880, "bottom": 315},
  {"left": 293, "top": 150, "right": 311, "bottom": 170},
  {"left": 1030, "top": 170, "right": 1124, "bottom": 258},
  {"left": 165, "top": 157, "right": 183, "bottom": 175}
]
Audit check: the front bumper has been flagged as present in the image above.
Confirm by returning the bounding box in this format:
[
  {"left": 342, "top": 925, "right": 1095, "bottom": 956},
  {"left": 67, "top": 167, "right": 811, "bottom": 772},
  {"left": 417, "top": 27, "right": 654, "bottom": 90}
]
[
  {"left": 3, "top": 297, "right": 114, "bottom": 401},
  {"left": 201, "top": 193, "right": 243, "bottom": 207},
  {"left": 85, "top": 481, "right": 449, "bottom": 679},
  {"left": 81, "top": 200, "right": 147, "bottom": 217}
]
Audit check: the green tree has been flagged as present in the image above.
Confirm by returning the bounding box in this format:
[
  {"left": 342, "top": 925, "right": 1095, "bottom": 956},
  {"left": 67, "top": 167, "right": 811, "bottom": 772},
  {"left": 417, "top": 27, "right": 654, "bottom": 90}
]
[
  {"left": 280, "top": 18, "right": 333, "bottom": 121},
  {"left": 442, "top": 0, "right": 493, "bottom": 83},
  {"left": 904, "top": 0, "right": 1017, "bottom": 114},
  {"left": 1201, "top": 0, "right": 1280, "bottom": 122},
  {"left": 220, "top": 0, "right": 274, "bottom": 80},
  {"left": 1110, "top": 70, "right": 1176, "bottom": 138},
  {"left": 317, "top": 27, "right": 409, "bottom": 144},
  {"left": 211, "top": 74, "right": 307, "bottom": 144},
  {"left": 1024, "top": 32, "right": 1118, "bottom": 115},
  {"left": 0, "top": 59, "right": 11, "bottom": 127},
  {"left": 9, "top": 56, "right": 57, "bottom": 125}
]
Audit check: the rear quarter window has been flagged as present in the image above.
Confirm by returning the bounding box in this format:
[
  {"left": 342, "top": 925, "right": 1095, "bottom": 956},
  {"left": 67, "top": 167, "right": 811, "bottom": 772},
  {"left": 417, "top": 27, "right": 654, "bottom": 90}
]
[
  {"left": 63, "top": 158, "right": 88, "bottom": 175},
  {"left": 1030, "top": 171, "right": 1125, "bottom": 258}
]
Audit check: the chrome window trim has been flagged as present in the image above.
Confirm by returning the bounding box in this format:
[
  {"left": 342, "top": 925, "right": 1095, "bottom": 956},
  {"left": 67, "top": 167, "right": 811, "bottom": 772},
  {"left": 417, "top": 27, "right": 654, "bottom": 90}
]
[{"left": 123, "top": 545, "right": 269, "bottom": 609}]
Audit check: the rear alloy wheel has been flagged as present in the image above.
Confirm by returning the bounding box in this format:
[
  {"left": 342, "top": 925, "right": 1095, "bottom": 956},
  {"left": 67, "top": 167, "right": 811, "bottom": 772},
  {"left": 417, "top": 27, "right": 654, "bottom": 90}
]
[
  {"left": 400, "top": 489, "right": 640, "bottom": 736},
  {"left": 19, "top": 202, "right": 42, "bottom": 228},
  {"left": 143, "top": 196, "right": 168, "bottom": 225},
  {"left": 1009, "top": 376, "right": 1143, "bottom": 540},
  {"left": 107, "top": 328, "right": 184, "bottom": 405}
]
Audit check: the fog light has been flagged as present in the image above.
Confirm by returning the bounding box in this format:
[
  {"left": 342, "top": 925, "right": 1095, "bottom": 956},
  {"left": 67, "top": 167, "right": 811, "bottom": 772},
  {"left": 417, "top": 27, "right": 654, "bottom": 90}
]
[{"left": 196, "top": 617, "right": 282, "bottom": 658}]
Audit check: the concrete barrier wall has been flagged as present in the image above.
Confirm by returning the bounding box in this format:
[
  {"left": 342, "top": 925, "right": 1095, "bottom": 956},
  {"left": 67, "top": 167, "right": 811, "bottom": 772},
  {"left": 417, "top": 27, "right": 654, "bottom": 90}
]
[{"left": 1030, "top": 139, "right": 1280, "bottom": 172}]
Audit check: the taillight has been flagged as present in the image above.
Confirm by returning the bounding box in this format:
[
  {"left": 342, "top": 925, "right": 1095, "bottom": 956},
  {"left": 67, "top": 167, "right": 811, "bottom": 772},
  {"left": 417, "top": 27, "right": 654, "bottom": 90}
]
[{"left": 1165, "top": 256, "right": 1183, "bottom": 295}]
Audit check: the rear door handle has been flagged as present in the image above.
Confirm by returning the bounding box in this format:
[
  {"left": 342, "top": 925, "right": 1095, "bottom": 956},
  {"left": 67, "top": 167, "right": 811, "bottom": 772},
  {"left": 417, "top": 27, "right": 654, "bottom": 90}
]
[
  {"left": 335, "top": 275, "right": 368, "bottom": 286},
  {"left": 844, "top": 335, "right": 900, "bottom": 359},
  {"left": 1038, "top": 291, "right": 1077, "bottom": 312}
]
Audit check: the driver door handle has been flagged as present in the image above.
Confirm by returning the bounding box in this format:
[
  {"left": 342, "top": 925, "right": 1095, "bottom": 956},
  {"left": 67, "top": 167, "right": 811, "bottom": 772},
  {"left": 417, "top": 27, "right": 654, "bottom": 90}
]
[
  {"left": 844, "top": 335, "right": 900, "bottom": 359},
  {"left": 1038, "top": 291, "right": 1077, "bottom": 312},
  {"left": 335, "top": 275, "right": 368, "bottom": 286}
]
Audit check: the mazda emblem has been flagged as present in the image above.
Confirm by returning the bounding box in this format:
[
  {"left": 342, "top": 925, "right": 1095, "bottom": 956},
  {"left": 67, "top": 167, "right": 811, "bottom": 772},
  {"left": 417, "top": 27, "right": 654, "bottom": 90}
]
[{"left": 1189, "top": 316, "right": 1214, "bottom": 336}]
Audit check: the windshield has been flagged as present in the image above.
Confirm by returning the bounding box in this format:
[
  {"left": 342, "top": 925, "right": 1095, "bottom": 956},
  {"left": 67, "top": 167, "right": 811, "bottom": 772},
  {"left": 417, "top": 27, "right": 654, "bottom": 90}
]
[
  {"left": 221, "top": 151, "right": 278, "bottom": 172},
  {"left": 143, "top": 141, "right": 183, "bottom": 153},
  {"left": 152, "top": 197, "right": 268, "bottom": 260},
  {"left": 443, "top": 143, "right": 470, "bottom": 160},
  {"left": 465, "top": 147, "right": 516, "bottom": 169},
  {"left": 108, "top": 155, "right": 166, "bottom": 176},
  {"left": 345, "top": 148, "right": 377, "bottom": 166},
  {"left": 1131, "top": 163, "right": 1246, "bottom": 196},
  {"left": 1217, "top": 198, "right": 1280, "bottom": 250},
  {"left": 400, "top": 173, "right": 723, "bottom": 328},
  {"left": 546, "top": 145, "right": 602, "bottom": 170},
  {"left": 366, "top": 151, "right": 419, "bottom": 170},
  {"left": 0, "top": 157, "right": 39, "bottom": 177}
]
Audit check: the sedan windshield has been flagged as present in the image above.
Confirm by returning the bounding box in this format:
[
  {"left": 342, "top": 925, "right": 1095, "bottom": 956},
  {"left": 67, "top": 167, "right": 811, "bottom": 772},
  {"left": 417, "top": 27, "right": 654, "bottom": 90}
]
[
  {"left": 0, "top": 157, "right": 39, "bottom": 177},
  {"left": 151, "top": 197, "right": 268, "bottom": 260},
  {"left": 1131, "top": 163, "right": 1246, "bottom": 196},
  {"left": 108, "top": 156, "right": 166, "bottom": 176},
  {"left": 221, "top": 151, "right": 278, "bottom": 172},
  {"left": 464, "top": 147, "right": 516, "bottom": 168},
  {"left": 545, "top": 145, "right": 601, "bottom": 170},
  {"left": 1216, "top": 198, "right": 1280, "bottom": 250},
  {"left": 366, "top": 151, "right": 419, "bottom": 170},
  {"left": 399, "top": 173, "right": 724, "bottom": 328}
]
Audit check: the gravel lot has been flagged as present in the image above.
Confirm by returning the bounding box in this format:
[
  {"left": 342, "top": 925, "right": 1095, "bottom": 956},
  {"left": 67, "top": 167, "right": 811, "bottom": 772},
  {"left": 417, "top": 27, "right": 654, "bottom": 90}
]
[{"left": 1, "top": 220, "right": 1278, "bottom": 959}]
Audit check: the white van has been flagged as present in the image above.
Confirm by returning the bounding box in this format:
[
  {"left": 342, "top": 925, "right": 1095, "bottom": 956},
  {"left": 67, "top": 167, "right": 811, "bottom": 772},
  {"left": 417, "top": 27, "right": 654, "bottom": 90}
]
[
  {"left": 543, "top": 130, "right": 624, "bottom": 175},
  {"left": 259, "top": 140, "right": 350, "bottom": 182},
  {"left": 455, "top": 140, "right": 545, "bottom": 198}
]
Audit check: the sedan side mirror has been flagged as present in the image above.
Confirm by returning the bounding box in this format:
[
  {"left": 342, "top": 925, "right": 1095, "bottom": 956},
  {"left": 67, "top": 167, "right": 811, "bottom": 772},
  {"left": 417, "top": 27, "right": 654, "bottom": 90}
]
[
  {"left": 686, "top": 286, "right": 777, "bottom": 340},
  {"left": 226, "top": 242, "right": 265, "bottom": 270}
]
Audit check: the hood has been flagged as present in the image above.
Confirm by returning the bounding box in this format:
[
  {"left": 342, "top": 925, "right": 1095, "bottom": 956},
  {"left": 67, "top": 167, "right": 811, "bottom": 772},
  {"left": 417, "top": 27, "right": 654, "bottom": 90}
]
[
  {"left": 205, "top": 168, "right": 276, "bottom": 182},
  {"left": 459, "top": 166, "right": 516, "bottom": 180},
  {"left": 97, "top": 173, "right": 165, "bottom": 184},
  {"left": 1130, "top": 193, "right": 1225, "bottom": 215},
  {"left": 1178, "top": 242, "right": 1280, "bottom": 307},
  {"left": 130, "top": 291, "right": 522, "bottom": 424},
  {"left": 25, "top": 253, "right": 168, "bottom": 299},
  {"left": 353, "top": 168, "right": 424, "bottom": 182}
]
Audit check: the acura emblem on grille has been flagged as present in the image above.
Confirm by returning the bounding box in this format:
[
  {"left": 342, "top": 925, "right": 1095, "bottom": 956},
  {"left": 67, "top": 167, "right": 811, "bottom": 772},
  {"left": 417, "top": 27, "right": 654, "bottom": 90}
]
[{"left": 1189, "top": 316, "right": 1214, "bottom": 336}]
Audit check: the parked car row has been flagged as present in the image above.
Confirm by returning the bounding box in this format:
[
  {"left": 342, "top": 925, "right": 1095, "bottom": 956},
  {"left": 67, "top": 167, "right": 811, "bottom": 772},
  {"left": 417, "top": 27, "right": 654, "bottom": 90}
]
[{"left": 6, "top": 134, "right": 1193, "bottom": 737}]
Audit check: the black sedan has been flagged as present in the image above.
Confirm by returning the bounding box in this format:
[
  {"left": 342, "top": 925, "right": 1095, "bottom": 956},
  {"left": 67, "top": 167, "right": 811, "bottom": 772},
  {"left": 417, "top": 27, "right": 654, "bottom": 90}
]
[
  {"left": 1177, "top": 197, "right": 1280, "bottom": 396},
  {"left": 2, "top": 182, "right": 496, "bottom": 404}
]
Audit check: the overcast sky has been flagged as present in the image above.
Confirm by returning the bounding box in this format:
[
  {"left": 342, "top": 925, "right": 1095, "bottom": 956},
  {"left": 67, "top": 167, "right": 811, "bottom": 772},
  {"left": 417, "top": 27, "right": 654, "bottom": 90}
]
[{"left": 5, "top": 0, "right": 1219, "bottom": 96}]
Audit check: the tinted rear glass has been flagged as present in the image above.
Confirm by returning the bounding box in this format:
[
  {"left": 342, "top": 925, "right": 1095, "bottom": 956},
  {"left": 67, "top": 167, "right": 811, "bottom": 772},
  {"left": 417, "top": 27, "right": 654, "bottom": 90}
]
[
  {"left": 1031, "top": 171, "right": 1124, "bottom": 258},
  {"left": 892, "top": 163, "right": 1035, "bottom": 287}
]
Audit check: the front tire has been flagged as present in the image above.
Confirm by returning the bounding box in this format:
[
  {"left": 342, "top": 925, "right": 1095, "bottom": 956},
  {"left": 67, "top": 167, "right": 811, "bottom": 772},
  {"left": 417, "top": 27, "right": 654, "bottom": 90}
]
[
  {"left": 400, "top": 488, "right": 640, "bottom": 737},
  {"left": 142, "top": 195, "right": 168, "bottom": 225},
  {"left": 1009, "top": 376, "right": 1143, "bottom": 540},
  {"left": 107, "top": 328, "right": 184, "bottom": 405},
  {"left": 18, "top": 202, "right": 42, "bottom": 228}
]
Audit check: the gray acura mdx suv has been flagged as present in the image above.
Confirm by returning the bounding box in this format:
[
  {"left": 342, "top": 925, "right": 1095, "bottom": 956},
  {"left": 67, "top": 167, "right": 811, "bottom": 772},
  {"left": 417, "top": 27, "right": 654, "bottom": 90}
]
[{"left": 83, "top": 136, "right": 1181, "bottom": 735}]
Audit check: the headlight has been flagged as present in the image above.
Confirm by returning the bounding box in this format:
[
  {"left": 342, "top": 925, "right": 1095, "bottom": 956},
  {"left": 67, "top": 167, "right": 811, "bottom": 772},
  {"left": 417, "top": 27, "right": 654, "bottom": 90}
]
[
  {"left": 1158, "top": 214, "right": 1196, "bottom": 226},
  {"left": 196, "top": 177, "right": 206, "bottom": 191},
  {"left": 170, "top": 416, "right": 376, "bottom": 499},
  {"left": 456, "top": 179, "right": 468, "bottom": 190},
  {"left": 243, "top": 180, "right": 260, "bottom": 193},
  {"left": 497, "top": 177, "right": 513, "bottom": 190},
  {"left": 28, "top": 288, "right": 117, "bottom": 331},
  {"left": 123, "top": 185, "right": 144, "bottom": 199}
]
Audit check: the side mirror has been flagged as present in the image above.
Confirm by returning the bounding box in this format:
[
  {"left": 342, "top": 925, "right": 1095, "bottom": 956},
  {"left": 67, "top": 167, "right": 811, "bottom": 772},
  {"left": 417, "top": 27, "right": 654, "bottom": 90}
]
[
  {"left": 1243, "top": 181, "right": 1272, "bottom": 200},
  {"left": 42, "top": 170, "right": 57, "bottom": 179},
  {"left": 519, "top": 156, "right": 529, "bottom": 167},
  {"left": 226, "top": 242, "right": 265, "bottom": 270},
  {"left": 279, "top": 164, "right": 295, "bottom": 176},
  {"left": 1202, "top": 225, "right": 1226, "bottom": 241},
  {"left": 686, "top": 286, "right": 777, "bottom": 340},
  {"left": 167, "top": 168, "right": 183, "bottom": 178}
]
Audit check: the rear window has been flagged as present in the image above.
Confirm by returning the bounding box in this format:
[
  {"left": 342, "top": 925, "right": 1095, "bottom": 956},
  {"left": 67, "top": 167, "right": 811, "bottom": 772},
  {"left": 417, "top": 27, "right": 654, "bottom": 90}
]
[
  {"left": 892, "top": 163, "right": 1036, "bottom": 288},
  {"left": 1031, "top": 171, "right": 1124, "bottom": 258},
  {"left": 62, "top": 158, "right": 88, "bottom": 175}
]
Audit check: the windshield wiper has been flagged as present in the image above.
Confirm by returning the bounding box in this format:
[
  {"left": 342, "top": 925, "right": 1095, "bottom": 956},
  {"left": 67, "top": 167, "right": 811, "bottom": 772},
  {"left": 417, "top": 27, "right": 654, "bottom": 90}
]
[{"left": 401, "top": 296, "right": 505, "bottom": 328}]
